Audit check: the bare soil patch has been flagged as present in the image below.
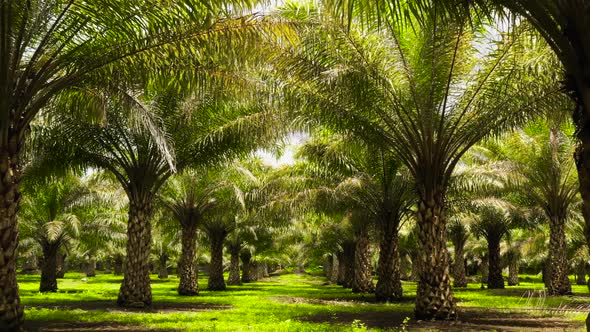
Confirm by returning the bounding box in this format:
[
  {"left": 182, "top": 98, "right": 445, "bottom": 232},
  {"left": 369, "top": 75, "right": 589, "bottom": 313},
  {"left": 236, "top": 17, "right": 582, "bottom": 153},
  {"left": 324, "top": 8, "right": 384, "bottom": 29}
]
[
  {"left": 298, "top": 308, "right": 585, "bottom": 331},
  {"left": 274, "top": 295, "right": 414, "bottom": 306},
  {"left": 24, "top": 320, "right": 176, "bottom": 332},
  {"left": 25, "top": 301, "right": 231, "bottom": 313}
]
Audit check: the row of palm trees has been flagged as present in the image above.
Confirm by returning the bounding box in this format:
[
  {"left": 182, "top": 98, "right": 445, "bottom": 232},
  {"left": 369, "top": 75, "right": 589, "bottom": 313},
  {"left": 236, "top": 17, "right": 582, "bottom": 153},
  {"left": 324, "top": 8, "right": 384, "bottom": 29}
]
[
  {"left": 2, "top": 0, "right": 590, "bottom": 328},
  {"left": 303, "top": 121, "right": 586, "bottom": 298}
]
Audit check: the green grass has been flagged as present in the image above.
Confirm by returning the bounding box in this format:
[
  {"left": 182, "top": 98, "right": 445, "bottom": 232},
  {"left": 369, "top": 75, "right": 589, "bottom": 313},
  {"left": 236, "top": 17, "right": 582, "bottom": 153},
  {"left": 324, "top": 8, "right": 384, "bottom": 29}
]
[{"left": 19, "top": 272, "right": 590, "bottom": 331}]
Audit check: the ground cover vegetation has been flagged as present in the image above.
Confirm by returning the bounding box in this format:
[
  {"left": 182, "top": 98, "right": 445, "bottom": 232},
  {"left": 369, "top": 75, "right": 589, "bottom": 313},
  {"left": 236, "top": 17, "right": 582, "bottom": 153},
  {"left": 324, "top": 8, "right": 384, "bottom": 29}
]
[{"left": 2, "top": 0, "right": 590, "bottom": 331}]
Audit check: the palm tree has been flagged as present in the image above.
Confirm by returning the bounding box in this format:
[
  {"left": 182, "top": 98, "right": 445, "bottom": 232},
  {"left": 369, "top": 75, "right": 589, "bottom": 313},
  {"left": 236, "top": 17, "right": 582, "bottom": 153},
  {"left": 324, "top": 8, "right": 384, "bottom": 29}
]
[
  {"left": 0, "top": 1, "right": 281, "bottom": 325},
  {"left": 76, "top": 174, "right": 127, "bottom": 278},
  {"left": 471, "top": 200, "right": 531, "bottom": 289},
  {"left": 448, "top": 220, "right": 469, "bottom": 288},
  {"left": 160, "top": 170, "right": 221, "bottom": 295},
  {"left": 508, "top": 126, "right": 579, "bottom": 295},
  {"left": 299, "top": 136, "right": 415, "bottom": 300},
  {"left": 42, "top": 86, "right": 285, "bottom": 307},
  {"left": 18, "top": 174, "right": 87, "bottom": 292},
  {"left": 275, "top": 4, "right": 557, "bottom": 318}
]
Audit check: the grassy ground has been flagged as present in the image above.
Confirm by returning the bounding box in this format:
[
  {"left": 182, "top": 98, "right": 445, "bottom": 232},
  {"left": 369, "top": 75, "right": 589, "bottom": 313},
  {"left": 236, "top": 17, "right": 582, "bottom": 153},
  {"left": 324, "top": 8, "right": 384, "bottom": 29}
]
[{"left": 19, "top": 271, "right": 590, "bottom": 331}]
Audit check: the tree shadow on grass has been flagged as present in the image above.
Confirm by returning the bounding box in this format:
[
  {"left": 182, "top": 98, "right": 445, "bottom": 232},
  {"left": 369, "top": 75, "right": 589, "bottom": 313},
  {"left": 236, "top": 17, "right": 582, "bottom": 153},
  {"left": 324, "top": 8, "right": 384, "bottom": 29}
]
[
  {"left": 23, "top": 320, "right": 177, "bottom": 332},
  {"left": 298, "top": 308, "right": 584, "bottom": 331},
  {"left": 25, "top": 301, "right": 231, "bottom": 313}
]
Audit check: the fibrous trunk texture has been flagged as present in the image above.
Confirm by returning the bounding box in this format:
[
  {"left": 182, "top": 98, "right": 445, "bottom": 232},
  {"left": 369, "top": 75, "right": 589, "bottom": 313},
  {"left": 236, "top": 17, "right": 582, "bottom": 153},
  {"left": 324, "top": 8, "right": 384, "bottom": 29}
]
[
  {"left": 227, "top": 246, "right": 241, "bottom": 285},
  {"left": 240, "top": 250, "right": 252, "bottom": 283},
  {"left": 342, "top": 241, "right": 356, "bottom": 289},
  {"left": 481, "top": 258, "right": 489, "bottom": 284},
  {"left": 207, "top": 229, "right": 227, "bottom": 291},
  {"left": 40, "top": 244, "right": 59, "bottom": 292},
  {"left": 118, "top": 201, "right": 153, "bottom": 307},
  {"left": 508, "top": 260, "right": 519, "bottom": 286},
  {"left": 323, "top": 255, "right": 333, "bottom": 280},
  {"left": 0, "top": 140, "right": 24, "bottom": 329},
  {"left": 414, "top": 188, "right": 456, "bottom": 320},
  {"left": 178, "top": 225, "right": 198, "bottom": 295},
  {"left": 352, "top": 226, "right": 374, "bottom": 293},
  {"left": 329, "top": 255, "right": 339, "bottom": 283},
  {"left": 248, "top": 261, "right": 259, "bottom": 281},
  {"left": 375, "top": 216, "right": 402, "bottom": 301},
  {"left": 547, "top": 217, "right": 571, "bottom": 295},
  {"left": 158, "top": 254, "right": 168, "bottom": 279},
  {"left": 85, "top": 258, "right": 96, "bottom": 277},
  {"left": 56, "top": 253, "right": 66, "bottom": 278},
  {"left": 487, "top": 236, "right": 504, "bottom": 289},
  {"left": 410, "top": 254, "right": 419, "bottom": 282},
  {"left": 452, "top": 244, "right": 467, "bottom": 288}
]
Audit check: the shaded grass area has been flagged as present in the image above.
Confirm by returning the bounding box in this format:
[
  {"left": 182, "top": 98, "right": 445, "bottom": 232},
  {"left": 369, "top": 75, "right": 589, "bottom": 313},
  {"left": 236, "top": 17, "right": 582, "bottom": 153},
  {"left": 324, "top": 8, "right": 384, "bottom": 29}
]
[{"left": 19, "top": 272, "right": 589, "bottom": 331}]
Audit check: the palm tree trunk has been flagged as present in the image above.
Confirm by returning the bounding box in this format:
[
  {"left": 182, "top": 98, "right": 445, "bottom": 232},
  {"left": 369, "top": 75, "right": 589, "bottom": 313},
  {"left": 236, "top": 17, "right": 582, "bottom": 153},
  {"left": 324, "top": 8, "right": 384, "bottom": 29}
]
[
  {"left": 547, "top": 216, "right": 571, "bottom": 295},
  {"left": 375, "top": 218, "right": 402, "bottom": 301},
  {"left": 113, "top": 255, "right": 124, "bottom": 276},
  {"left": 0, "top": 142, "right": 24, "bottom": 329},
  {"left": 86, "top": 258, "right": 96, "bottom": 277},
  {"left": 323, "top": 255, "right": 333, "bottom": 280},
  {"left": 249, "top": 261, "right": 259, "bottom": 281},
  {"left": 410, "top": 254, "right": 419, "bottom": 282},
  {"left": 352, "top": 226, "right": 374, "bottom": 293},
  {"left": 453, "top": 245, "right": 467, "bottom": 288},
  {"left": 414, "top": 189, "right": 456, "bottom": 320},
  {"left": 118, "top": 201, "right": 153, "bottom": 307},
  {"left": 336, "top": 251, "right": 346, "bottom": 285},
  {"left": 329, "top": 254, "right": 339, "bottom": 283},
  {"left": 207, "top": 229, "right": 227, "bottom": 291},
  {"left": 227, "top": 246, "right": 241, "bottom": 285},
  {"left": 487, "top": 235, "right": 504, "bottom": 289},
  {"left": 508, "top": 260, "right": 519, "bottom": 286},
  {"left": 40, "top": 244, "right": 59, "bottom": 292},
  {"left": 178, "top": 224, "right": 198, "bottom": 295},
  {"left": 56, "top": 253, "right": 66, "bottom": 278},
  {"left": 576, "top": 263, "right": 587, "bottom": 285},
  {"left": 158, "top": 254, "right": 168, "bottom": 279},
  {"left": 573, "top": 87, "right": 590, "bottom": 293},
  {"left": 342, "top": 241, "right": 355, "bottom": 289},
  {"left": 480, "top": 257, "right": 489, "bottom": 284},
  {"left": 240, "top": 249, "right": 252, "bottom": 283}
]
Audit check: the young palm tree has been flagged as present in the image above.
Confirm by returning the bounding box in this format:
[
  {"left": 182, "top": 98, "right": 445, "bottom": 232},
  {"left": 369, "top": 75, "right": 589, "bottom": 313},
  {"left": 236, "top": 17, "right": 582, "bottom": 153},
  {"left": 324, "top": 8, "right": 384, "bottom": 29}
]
[
  {"left": 448, "top": 220, "right": 470, "bottom": 288},
  {"left": 471, "top": 200, "right": 530, "bottom": 289},
  {"left": 18, "top": 175, "right": 86, "bottom": 292},
  {"left": 299, "top": 136, "right": 415, "bottom": 300},
  {"left": 275, "top": 5, "right": 556, "bottom": 318},
  {"left": 508, "top": 126, "right": 579, "bottom": 295},
  {"left": 0, "top": 2, "right": 283, "bottom": 325},
  {"left": 160, "top": 170, "right": 221, "bottom": 295}
]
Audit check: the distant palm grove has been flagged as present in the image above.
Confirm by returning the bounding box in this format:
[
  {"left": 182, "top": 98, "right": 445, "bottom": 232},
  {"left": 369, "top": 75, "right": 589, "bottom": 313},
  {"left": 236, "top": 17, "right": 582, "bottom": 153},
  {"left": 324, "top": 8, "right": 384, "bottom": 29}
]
[{"left": 2, "top": 1, "right": 590, "bottom": 331}]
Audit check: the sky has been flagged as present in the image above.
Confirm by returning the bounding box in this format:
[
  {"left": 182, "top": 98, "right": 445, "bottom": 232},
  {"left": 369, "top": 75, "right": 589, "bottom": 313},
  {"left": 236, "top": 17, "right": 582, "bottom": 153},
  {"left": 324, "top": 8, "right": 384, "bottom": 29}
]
[{"left": 256, "top": 132, "right": 309, "bottom": 167}]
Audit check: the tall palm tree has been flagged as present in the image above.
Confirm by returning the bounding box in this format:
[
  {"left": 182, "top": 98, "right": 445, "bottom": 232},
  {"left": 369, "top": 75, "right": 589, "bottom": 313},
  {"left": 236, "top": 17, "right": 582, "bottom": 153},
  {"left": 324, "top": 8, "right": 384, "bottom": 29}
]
[
  {"left": 18, "top": 174, "right": 86, "bottom": 292},
  {"left": 508, "top": 126, "right": 579, "bottom": 295},
  {"left": 298, "top": 136, "right": 415, "bottom": 300},
  {"left": 329, "top": 0, "right": 590, "bottom": 309},
  {"left": 42, "top": 87, "right": 285, "bottom": 307},
  {"left": 471, "top": 200, "right": 531, "bottom": 289},
  {"left": 160, "top": 170, "right": 221, "bottom": 295},
  {"left": 0, "top": 2, "right": 282, "bottom": 326},
  {"left": 274, "top": 4, "right": 556, "bottom": 319}
]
